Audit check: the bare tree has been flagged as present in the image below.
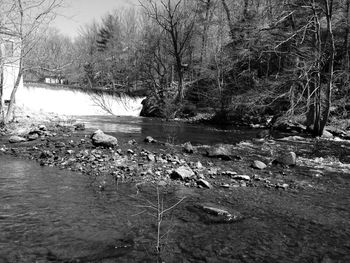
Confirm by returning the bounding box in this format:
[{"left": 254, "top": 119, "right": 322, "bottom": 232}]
[
  {"left": 0, "top": 0, "right": 63, "bottom": 124},
  {"left": 140, "top": 0, "right": 198, "bottom": 102}
]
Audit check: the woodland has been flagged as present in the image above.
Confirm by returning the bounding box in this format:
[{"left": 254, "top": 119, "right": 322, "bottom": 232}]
[{"left": 2, "top": 0, "right": 350, "bottom": 135}]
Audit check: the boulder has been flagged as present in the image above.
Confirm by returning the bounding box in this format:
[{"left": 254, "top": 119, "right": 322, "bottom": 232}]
[
  {"left": 252, "top": 160, "right": 267, "bottom": 170},
  {"left": 275, "top": 151, "right": 296, "bottom": 166},
  {"left": 91, "top": 130, "right": 118, "bottom": 148},
  {"left": 183, "top": 141, "right": 194, "bottom": 153},
  {"left": 9, "top": 135, "right": 27, "bottom": 143},
  {"left": 322, "top": 130, "right": 333, "bottom": 138},
  {"left": 170, "top": 166, "right": 195, "bottom": 180}
]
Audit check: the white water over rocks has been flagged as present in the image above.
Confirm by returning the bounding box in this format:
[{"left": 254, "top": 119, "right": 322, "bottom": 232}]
[{"left": 15, "top": 84, "right": 144, "bottom": 116}]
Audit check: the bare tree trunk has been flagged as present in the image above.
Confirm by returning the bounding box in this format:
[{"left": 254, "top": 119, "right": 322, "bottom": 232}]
[
  {"left": 309, "top": 0, "right": 323, "bottom": 136},
  {"left": 0, "top": 60, "right": 4, "bottom": 124},
  {"left": 199, "top": 0, "right": 212, "bottom": 71},
  {"left": 4, "top": 0, "right": 24, "bottom": 124},
  {"left": 220, "top": 0, "right": 235, "bottom": 40},
  {"left": 5, "top": 68, "right": 23, "bottom": 123},
  {"left": 320, "top": 0, "right": 335, "bottom": 132},
  {"left": 344, "top": 0, "right": 350, "bottom": 87}
]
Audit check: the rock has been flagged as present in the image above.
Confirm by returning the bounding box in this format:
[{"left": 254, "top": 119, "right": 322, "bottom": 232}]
[
  {"left": 240, "top": 182, "right": 247, "bottom": 187},
  {"left": 322, "top": 130, "right": 333, "bottom": 138},
  {"left": 223, "top": 171, "right": 237, "bottom": 177},
  {"left": 66, "top": 150, "right": 75, "bottom": 155},
  {"left": 233, "top": 175, "right": 251, "bottom": 181},
  {"left": 127, "top": 149, "right": 134, "bottom": 155},
  {"left": 40, "top": 150, "right": 53, "bottom": 159},
  {"left": 74, "top": 123, "right": 85, "bottom": 131},
  {"left": 38, "top": 124, "right": 47, "bottom": 131},
  {"left": 344, "top": 131, "right": 350, "bottom": 140},
  {"left": 147, "top": 153, "right": 155, "bottom": 162},
  {"left": 280, "top": 136, "right": 305, "bottom": 141},
  {"left": 170, "top": 166, "right": 195, "bottom": 180},
  {"left": 91, "top": 130, "right": 118, "bottom": 148},
  {"left": 55, "top": 142, "right": 66, "bottom": 148},
  {"left": 275, "top": 151, "right": 297, "bottom": 166},
  {"left": 128, "top": 139, "right": 137, "bottom": 145},
  {"left": 325, "top": 126, "right": 347, "bottom": 137},
  {"left": 252, "top": 160, "right": 267, "bottom": 170},
  {"left": 183, "top": 142, "right": 194, "bottom": 153},
  {"left": 195, "top": 161, "right": 204, "bottom": 170},
  {"left": 9, "top": 135, "right": 27, "bottom": 143},
  {"left": 156, "top": 156, "right": 167, "bottom": 164},
  {"left": 208, "top": 168, "right": 219, "bottom": 176},
  {"left": 196, "top": 203, "right": 242, "bottom": 223},
  {"left": 144, "top": 136, "right": 156, "bottom": 143},
  {"left": 206, "top": 144, "right": 237, "bottom": 160},
  {"left": 197, "top": 179, "right": 212, "bottom": 189},
  {"left": 27, "top": 133, "right": 39, "bottom": 141}
]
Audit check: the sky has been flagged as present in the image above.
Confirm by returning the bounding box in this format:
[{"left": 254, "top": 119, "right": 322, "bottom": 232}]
[{"left": 51, "top": 0, "right": 138, "bottom": 39}]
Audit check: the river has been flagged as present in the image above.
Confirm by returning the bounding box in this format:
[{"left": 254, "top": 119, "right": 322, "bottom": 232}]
[
  {"left": 1, "top": 115, "right": 350, "bottom": 262},
  {"left": 1, "top": 151, "right": 350, "bottom": 262},
  {"left": 75, "top": 115, "right": 260, "bottom": 145}
]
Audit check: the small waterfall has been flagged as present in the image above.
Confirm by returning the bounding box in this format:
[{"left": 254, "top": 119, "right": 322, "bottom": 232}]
[{"left": 15, "top": 84, "right": 144, "bottom": 116}]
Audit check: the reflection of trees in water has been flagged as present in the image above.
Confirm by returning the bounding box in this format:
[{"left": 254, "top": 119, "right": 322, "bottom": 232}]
[{"left": 161, "top": 122, "right": 185, "bottom": 144}]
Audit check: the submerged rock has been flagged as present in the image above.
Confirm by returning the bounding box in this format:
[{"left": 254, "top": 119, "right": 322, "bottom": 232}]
[
  {"left": 194, "top": 203, "right": 242, "bottom": 223},
  {"left": 9, "top": 135, "right": 27, "bottom": 143},
  {"left": 91, "top": 130, "right": 118, "bottom": 148}
]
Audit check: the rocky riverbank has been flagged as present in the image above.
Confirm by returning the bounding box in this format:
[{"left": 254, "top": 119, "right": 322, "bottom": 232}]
[{"left": 1, "top": 117, "right": 350, "bottom": 195}]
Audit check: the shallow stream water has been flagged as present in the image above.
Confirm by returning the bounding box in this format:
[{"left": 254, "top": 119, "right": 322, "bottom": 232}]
[
  {"left": 1, "top": 117, "right": 350, "bottom": 262},
  {"left": 75, "top": 115, "right": 260, "bottom": 145}
]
